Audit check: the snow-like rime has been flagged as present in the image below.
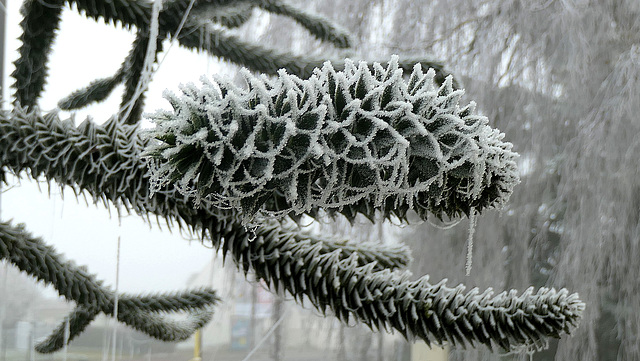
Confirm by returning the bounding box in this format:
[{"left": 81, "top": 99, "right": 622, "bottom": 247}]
[
  {"left": 0, "top": 107, "right": 583, "bottom": 353},
  {"left": 3, "top": 0, "right": 590, "bottom": 354},
  {"left": 145, "top": 56, "right": 519, "bottom": 222}
]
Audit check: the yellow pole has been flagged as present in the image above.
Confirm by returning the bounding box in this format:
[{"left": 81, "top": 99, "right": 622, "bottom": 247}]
[{"left": 190, "top": 329, "right": 202, "bottom": 361}]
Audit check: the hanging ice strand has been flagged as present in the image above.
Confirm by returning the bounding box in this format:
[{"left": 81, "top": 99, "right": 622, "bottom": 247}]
[
  {"left": 63, "top": 317, "right": 70, "bottom": 361},
  {"left": 465, "top": 207, "right": 476, "bottom": 276},
  {"left": 111, "top": 236, "right": 121, "bottom": 361}
]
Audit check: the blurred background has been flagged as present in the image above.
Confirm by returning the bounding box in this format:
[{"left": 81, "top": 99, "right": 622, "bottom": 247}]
[{"left": 2, "top": 0, "right": 640, "bottom": 360}]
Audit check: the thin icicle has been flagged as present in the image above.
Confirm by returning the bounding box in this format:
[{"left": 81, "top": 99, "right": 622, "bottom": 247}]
[
  {"left": 63, "top": 317, "right": 70, "bottom": 361},
  {"left": 119, "top": 0, "right": 163, "bottom": 121},
  {"left": 465, "top": 208, "right": 476, "bottom": 276},
  {"left": 111, "top": 236, "right": 121, "bottom": 361},
  {"left": 156, "top": 0, "right": 198, "bottom": 70},
  {"left": 240, "top": 307, "right": 289, "bottom": 361}
]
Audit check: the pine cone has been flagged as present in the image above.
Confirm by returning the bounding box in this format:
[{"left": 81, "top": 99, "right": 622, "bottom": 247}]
[{"left": 145, "top": 56, "right": 519, "bottom": 222}]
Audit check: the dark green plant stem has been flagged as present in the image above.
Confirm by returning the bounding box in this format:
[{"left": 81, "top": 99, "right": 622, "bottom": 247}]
[
  {"left": 178, "top": 25, "right": 452, "bottom": 82},
  {"left": 119, "top": 30, "right": 165, "bottom": 125},
  {"left": 116, "top": 307, "right": 213, "bottom": 341},
  {"left": 221, "top": 224, "right": 583, "bottom": 351},
  {"left": 37, "top": 303, "right": 214, "bottom": 353},
  {"left": 12, "top": 0, "right": 65, "bottom": 108},
  {"left": 0, "top": 221, "right": 219, "bottom": 313},
  {"left": 205, "top": 3, "right": 253, "bottom": 28},
  {"left": 0, "top": 220, "right": 219, "bottom": 353},
  {"left": 35, "top": 306, "right": 98, "bottom": 353},
  {"left": 12, "top": 0, "right": 454, "bottom": 110},
  {"left": 68, "top": 0, "right": 151, "bottom": 29},
  {"left": 177, "top": 24, "right": 326, "bottom": 78},
  {"left": 0, "top": 221, "right": 110, "bottom": 308},
  {"left": 258, "top": 0, "right": 352, "bottom": 48},
  {"left": 58, "top": 71, "right": 125, "bottom": 110}
]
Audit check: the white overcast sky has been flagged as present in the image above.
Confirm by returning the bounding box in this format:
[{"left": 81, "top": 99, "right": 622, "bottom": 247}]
[{"left": 1, "top": 0, "right": 248, "bottom": 295}]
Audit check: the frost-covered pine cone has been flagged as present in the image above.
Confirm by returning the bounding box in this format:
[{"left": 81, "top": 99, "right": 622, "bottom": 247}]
[{"left": 145, "top": 56, "right": 519, "bottom": 222}]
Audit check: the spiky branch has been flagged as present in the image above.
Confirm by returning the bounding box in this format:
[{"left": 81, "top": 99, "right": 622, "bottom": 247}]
[
  {"left": 0, "top": 102, "right": 582, "bottom": 352},
  {"left": 5, "top": 0, "right": 585, "bottom": 354},
  {"left": 0, "top": 221, "right": 218, "bottom": 353},
  {"left": 225, "top": 225, "right": 583, "bottom": 352},
  {"left": 13, "top": 0, "right": 453, "bottom": 125},
  {"left": 0, "top": 104, "right": 412, "bottom": 349}
]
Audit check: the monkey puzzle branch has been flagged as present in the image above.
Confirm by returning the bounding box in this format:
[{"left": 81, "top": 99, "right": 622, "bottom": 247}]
[
  {"left": 0, "top": 99, "right": 582, "bottom": 352},
  {"left": 0, "top": 221, "right": 217, "bottom": 353}
]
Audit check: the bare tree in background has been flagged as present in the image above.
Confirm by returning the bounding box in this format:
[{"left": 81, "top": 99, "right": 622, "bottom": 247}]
[
  {"left": 1, "top": 0, "right": 587, "bottom": 358},
  {"left": 286, "top": 1, "right": 637, "bottom": 360},
  {"left": 255, "top": 1, "right": 640, "bottom": 360}
]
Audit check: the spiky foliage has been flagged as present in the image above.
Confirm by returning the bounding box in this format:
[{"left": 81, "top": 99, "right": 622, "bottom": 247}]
[
  {"left": 220, "top": 220, "right": 584, "bottom": 352},
  {"left": 0, "top": 107, "right": 415, "bottom": 350},
  {"left": 5, "top": 0, "right": 585, "bottom": 354},
  {"left": 0, "top": 108, "right": 411, "bottom": 272},
  {"left": 0, "top": 221, "right": 217, "bottom": 353},
  {"left": 12, "top": 0, "right": 65, "bottom": 108},
  {"left": 0, "top": 105, "right": 582, "bottom": 352},
  {"left": 14, "top": 0, "right": 453, "bottom": 124},
  {"left": 144, "top": 57, "right": 518, "bottom": 222}
]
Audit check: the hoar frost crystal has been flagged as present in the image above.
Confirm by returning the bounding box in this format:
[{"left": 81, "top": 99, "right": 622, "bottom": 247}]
[
  {"left": 0, "top": 63, "right": 583, "bottom": 353},
  {"left": 145, "top": 56, "right": 519, "bottom": 222}
]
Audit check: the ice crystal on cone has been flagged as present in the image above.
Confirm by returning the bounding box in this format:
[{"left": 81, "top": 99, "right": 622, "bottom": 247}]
[{"left": 145, "top": 56, "right": 519, "bottom": 222}]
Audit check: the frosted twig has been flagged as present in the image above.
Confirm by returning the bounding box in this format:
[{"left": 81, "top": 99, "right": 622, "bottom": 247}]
[
  {"left": 465, "top": 208, "right": 476, "bottom": 276},
  {"left": 119, "top": 0, "right": 162, "bottom": 121}
]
